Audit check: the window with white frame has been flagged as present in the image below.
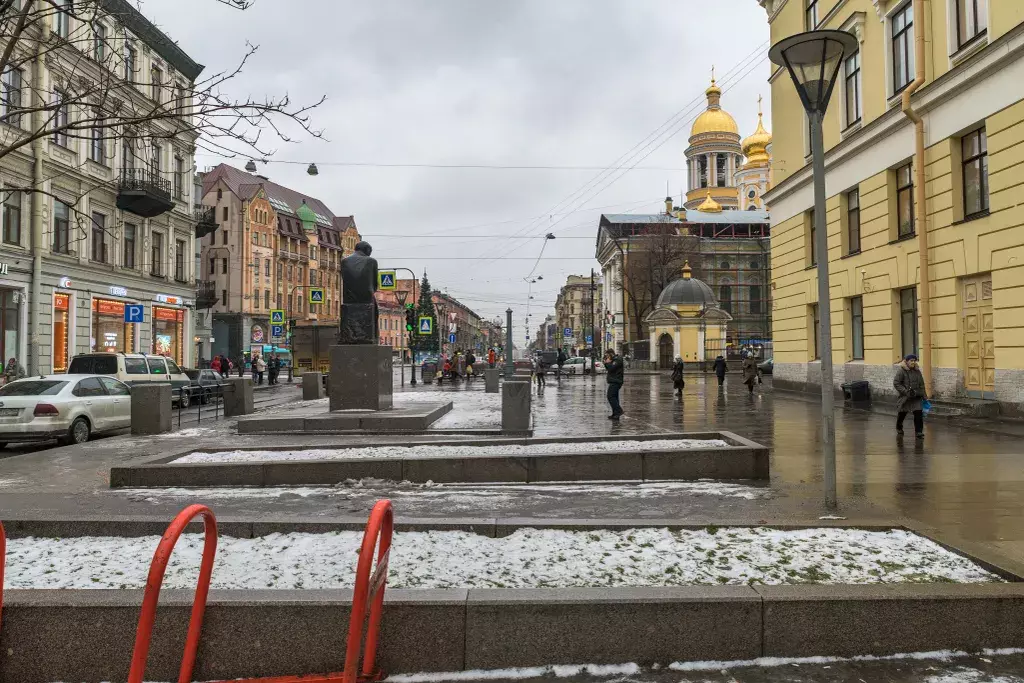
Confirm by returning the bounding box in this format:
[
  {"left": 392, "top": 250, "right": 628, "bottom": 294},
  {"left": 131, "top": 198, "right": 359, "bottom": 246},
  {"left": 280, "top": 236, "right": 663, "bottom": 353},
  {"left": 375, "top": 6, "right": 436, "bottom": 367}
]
[
  {"left": 955, "top": 0, "right": 987, "bottom": 50},
  {"left": 844, "top": 50, "right": 861, "bottom": 128},
  {"left": 89, "top": 119, "right": 104, "bottom": 163},
  {"left": 124, "top": 42, "right": 136, "bottom": 81},
  {"left": 52, "top": 92, "right": 69, "bottom": 147},
  {"left": 805, "top": 0, "right": 818, "bottom": 30},
  {"left": 891, "top": 2, "right": 915, "bottom": 94},
  {"left": 93, "top": 22, "right": 106, "bottom": 62},
  {"left": 54, "top": 0, "right": 71, "bottom": 38}
]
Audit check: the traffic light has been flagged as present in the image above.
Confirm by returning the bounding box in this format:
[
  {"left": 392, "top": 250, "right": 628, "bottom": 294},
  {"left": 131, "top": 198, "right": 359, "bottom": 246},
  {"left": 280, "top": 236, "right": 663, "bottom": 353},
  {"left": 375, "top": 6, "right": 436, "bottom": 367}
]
[{"left": 404, "top": 308, "right": 415, "bottom": 332}]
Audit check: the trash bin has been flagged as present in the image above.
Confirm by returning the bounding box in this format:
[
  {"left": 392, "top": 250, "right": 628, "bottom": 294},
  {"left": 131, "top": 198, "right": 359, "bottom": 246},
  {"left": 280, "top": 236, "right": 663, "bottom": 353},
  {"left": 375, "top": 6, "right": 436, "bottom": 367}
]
[
  {"left": 842, "top": 380, "right": 870, "bottom": 402},
  {"left": 421, "top": 361, "right": 437, "bottom": 385}
]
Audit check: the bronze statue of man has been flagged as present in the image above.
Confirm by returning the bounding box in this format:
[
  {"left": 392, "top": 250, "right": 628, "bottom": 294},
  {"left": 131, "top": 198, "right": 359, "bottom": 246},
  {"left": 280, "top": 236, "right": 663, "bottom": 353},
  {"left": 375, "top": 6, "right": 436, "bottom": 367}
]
[{"left": 339, "top": 241, "right": 379, "bottom": 344}]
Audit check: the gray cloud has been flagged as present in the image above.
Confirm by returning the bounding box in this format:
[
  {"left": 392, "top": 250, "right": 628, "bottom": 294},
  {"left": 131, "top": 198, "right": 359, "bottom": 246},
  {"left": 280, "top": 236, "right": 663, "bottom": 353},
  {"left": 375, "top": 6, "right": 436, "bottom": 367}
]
[{"left": 143, "top": 0, "right": 771, "bottom": 343}]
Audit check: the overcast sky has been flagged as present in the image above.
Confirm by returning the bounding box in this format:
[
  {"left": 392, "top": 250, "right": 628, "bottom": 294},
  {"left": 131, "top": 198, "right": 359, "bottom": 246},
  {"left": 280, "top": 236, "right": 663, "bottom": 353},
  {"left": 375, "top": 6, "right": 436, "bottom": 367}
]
[{"left": 145, "top": 0, "right": 771, "bottom": 347}]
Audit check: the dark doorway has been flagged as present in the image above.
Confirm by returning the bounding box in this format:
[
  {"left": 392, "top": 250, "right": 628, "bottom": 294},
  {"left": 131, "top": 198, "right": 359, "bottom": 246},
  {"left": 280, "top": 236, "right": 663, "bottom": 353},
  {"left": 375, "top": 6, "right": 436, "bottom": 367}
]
[{"left": 658, "top": 333, "right": 674, "bottom": 370}]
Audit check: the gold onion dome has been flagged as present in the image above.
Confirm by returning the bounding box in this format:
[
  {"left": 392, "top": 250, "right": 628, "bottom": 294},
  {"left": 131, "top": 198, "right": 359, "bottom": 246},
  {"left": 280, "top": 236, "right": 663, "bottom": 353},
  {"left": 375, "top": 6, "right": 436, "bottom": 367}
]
[
  {"left": 697, "top": 190, "right": 723, "bottom": 213},
  {"left": 741, "top": 99, "right": 772, "bottom": 167},
  {"left": 690, "top": 76, "right": 739, "bottom": 137}
]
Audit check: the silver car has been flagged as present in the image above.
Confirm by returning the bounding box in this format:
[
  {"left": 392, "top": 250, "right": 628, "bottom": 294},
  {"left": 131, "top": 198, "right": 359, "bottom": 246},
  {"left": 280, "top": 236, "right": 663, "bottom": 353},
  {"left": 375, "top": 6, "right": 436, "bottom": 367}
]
[{"left": 0, "top": 375, "right": 133, "bottom": 447}]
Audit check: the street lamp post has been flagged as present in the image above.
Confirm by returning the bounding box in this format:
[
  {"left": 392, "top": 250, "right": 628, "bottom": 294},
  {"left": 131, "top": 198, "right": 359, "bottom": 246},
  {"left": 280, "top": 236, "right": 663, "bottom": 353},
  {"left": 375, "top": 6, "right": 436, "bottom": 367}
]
[{"left": 770, "top": 29, "right": 858, "bottom": 511}]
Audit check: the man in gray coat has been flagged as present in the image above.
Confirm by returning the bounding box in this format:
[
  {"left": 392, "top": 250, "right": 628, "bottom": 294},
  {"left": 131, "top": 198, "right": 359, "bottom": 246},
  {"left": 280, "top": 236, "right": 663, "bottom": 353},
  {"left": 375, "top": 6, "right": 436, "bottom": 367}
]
[{"left": 893, "top": 353, "right": 927, "bottom": 438}]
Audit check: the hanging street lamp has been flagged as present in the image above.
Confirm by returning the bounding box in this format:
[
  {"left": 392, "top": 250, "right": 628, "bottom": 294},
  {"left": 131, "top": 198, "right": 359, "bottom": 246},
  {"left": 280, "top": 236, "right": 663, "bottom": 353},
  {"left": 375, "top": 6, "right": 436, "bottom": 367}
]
[{"left": 769, "top": 29, "right": 858, "bottom": 510}]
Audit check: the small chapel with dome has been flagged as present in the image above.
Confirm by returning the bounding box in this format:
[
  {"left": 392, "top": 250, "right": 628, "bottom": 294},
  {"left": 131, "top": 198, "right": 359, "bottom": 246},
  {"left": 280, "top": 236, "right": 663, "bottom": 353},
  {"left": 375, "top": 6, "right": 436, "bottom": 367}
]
[
  {"left": 683, "top": 73, "right": 772, "bottom": 212},
  {"left": 645, "top": 261, "right": 732, "bottom": 366}
]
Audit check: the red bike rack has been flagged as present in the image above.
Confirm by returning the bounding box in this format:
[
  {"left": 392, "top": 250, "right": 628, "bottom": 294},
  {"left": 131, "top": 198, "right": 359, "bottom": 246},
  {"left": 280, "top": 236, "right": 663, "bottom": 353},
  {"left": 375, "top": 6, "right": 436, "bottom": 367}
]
[
  {"left": 128, "top": 504, "right": 218, "bottom": 683},
  {"left": 213, "top": 499, "right": 395, "bottom": 683},
  {"left": 0, "top": 520, "right": 6, "bottom": 641}
]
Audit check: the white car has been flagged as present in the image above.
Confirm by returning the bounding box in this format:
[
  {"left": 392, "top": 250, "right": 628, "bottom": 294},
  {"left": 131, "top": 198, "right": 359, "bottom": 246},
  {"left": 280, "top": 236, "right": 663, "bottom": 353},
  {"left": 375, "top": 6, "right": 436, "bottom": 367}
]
[
  {"left": 561, "top": 357, "right": 605, "bottom": 375},
  {"left": 68, "top": 353, "right": 194, "bottom": 408},
  {"left": 0, "top": 375, "right": 133, "bottom": 447}
]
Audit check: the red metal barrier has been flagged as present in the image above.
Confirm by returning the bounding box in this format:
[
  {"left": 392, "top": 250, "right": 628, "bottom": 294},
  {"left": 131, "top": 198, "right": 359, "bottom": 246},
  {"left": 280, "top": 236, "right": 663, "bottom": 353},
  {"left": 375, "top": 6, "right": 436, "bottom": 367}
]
[
  {"left": 128, "top": 504, "right": 218, "bottom": 683},
  {"left": 211, "top": 499, "right": 394, "bottom": 683},
  {"left": 0, "top": 520, "right": 6, "bottom": 641},
  {"left": 344, "top": 499, "right": 394, "bottom": 683}
]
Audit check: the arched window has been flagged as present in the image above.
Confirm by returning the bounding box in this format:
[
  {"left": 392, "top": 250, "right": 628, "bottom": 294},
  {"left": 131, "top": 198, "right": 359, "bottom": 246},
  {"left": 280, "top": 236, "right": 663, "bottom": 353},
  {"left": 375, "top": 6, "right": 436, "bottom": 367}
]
[{"left": 720, "top": 260, "right": 730, "bottom": 270}]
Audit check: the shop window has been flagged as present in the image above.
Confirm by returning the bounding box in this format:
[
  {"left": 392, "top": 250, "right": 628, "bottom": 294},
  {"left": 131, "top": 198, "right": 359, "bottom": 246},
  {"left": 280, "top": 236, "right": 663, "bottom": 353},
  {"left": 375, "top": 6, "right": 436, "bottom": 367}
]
[
  {"left": 152, "top": 306, "right": 184, "bottom": 364},
  {"left": 3, "top": 189, "right": 21, "bottom": 245},
  {"left": 92, "top": 299, "right": 134, "bottom": 353},
  {"left": 53, "top": 292, "right": 70, "bottom": 372}
]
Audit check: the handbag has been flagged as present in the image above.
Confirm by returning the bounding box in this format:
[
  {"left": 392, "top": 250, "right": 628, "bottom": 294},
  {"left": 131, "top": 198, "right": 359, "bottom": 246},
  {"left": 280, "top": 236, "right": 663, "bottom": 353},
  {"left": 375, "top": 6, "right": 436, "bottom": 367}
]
[{"left": 922, "top": 399, "right": 932, "bottom": 414}]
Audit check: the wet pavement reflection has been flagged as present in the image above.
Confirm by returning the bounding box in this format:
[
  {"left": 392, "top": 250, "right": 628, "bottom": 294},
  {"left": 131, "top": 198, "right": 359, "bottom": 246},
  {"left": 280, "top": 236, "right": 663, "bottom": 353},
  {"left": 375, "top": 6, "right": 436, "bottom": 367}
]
[{"left": 410, "top": 373, "right": 1024, "bottom": 560}]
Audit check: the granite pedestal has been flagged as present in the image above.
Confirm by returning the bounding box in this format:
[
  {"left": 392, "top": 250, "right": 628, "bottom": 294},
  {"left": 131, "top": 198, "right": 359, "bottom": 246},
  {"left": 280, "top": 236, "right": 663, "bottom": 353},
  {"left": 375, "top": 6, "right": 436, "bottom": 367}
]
[
  {"left": 302, "top": 372, "right": 325, "bottom": 400},
  {"left": 329, "top": 344, "right": 393, "bottom": 411},
  {"left": 130, "top": 384, "right": 171, "bottom": 435},
  {"left": 223, "top": 378, "right": 254, "bottom": 417},
  {"left": 484, "top": 368, "right": 499, "bottom": 393},
  {"left": 502, "top": 379, "right": 531, "bottom": 435}
]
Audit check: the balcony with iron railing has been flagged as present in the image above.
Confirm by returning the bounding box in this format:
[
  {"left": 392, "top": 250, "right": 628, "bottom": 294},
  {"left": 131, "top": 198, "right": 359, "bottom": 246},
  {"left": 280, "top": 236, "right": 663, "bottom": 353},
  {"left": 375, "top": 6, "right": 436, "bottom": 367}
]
[
  {"left": 194, "top": 206, "right": 217, "bottom": 239},
  {"left": 195, "top": 280, "right": 217, "bottom": 309},
  {"left": 116, "top": 169, "right": 173, "bottom": 218}
]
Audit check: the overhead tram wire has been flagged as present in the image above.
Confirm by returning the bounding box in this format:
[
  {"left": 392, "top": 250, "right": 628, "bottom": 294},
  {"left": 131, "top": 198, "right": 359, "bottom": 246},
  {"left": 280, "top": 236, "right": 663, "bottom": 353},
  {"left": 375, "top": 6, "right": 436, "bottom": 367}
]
[
  {"left": 529, "top": 51, "right": 770, "bottom": 241},
  {"left": 471, "top": 40, "right": 769, "bottom": 264}
]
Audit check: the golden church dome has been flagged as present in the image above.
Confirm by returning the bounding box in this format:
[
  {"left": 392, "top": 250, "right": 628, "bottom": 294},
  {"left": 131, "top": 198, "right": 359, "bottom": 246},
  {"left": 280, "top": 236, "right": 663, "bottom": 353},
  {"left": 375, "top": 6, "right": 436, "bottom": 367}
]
[
  {"left": 697, "top": 190, "right": 723, "bottom": 213},
  {"left": 690, "top": 77, "right": 740, "bottom": 138},
  {"left": 741, "top": 99, "right": 772, "bottom": 168}
]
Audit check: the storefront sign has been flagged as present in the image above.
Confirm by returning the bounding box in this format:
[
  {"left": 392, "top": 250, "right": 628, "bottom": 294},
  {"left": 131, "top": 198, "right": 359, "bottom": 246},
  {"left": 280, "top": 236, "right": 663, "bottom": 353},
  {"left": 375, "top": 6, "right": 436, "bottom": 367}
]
[
  {"left": 54, "top": 293, "right": 69, "bottom": 311},
  {"left": 58, "top": 277, "right": 72, "bottom": 289},
  {"left": 153, "top": 306, "right": 183, "bottom": 322},
  {"left": 155, "top": 294, "right": 183, "bottom": 305},
  {"left": 109, "top": 286, "right": 128, "bottom": 297},
  {"left": 94, "top": 299, "right": 126, "bottom": 316}
]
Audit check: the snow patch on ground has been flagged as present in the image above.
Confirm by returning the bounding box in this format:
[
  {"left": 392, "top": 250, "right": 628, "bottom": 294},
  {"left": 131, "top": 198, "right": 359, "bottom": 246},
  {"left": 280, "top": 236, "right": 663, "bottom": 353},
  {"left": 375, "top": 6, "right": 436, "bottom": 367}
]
[
  {"left": 120, "top": 479, "right": 772, "bottom": 503},
  {"left": 390, "top": 663, "right": 641, "bottom": 683},
  {"left": 176, "top": 438, "right": 730, "bottom": 463},
  {"left": 5, "top": 527, "right": 999, "bottom": 590}
]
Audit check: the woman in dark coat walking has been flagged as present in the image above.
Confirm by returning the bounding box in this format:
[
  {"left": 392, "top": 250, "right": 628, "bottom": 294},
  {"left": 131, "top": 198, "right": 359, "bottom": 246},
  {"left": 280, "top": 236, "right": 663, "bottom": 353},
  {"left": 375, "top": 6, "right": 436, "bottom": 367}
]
[
  {"left": 741, "top": 354, "right": 759, "bottom": 394},
  {"left": 893, "top": 354, "right": 927, "bottom": 438},
  {"left": 713, "top": 355, "right": 727, "bottom": 386},
  {"left": 670, "top": 357, "right": 685, "bottom": 397}
]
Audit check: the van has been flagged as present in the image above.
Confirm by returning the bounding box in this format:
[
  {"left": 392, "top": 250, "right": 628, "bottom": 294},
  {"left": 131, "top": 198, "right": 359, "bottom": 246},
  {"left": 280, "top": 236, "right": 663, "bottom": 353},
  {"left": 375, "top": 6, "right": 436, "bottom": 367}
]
[{"left": 67, "top": 353, "right": 194, "bottom": 408}]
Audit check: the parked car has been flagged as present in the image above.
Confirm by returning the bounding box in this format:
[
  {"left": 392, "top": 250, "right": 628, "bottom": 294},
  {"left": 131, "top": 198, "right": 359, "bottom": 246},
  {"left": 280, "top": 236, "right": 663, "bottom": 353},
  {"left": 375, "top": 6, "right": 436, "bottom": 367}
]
[
  {"left": 184, "top": 369, "right": 225, "bottom": 404},
  {"left": 0, "top": 375, "right": 132, "bottom": 447},
  {"left": 562, "top": 357, "right": 605, "bottom": 375},
  {"left": 758, "top": 357, "right": 773, "bottom": 375},
  {"left": 68, "top": 353, "right": 193, "bottom": 408}
]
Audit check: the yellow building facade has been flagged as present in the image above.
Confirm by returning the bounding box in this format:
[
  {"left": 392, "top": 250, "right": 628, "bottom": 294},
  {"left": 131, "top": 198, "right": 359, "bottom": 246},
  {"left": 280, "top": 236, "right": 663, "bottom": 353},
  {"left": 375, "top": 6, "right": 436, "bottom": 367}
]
[{"left": 761, "top": 0, "right": 1024, "bottom": 415}]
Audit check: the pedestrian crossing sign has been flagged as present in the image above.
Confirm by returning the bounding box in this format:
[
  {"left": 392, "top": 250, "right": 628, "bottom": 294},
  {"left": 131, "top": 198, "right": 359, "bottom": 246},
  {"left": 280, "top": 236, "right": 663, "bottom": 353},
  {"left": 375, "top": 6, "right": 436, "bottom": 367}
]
[
  {"left": 270, "top": 309, "right": 285, "bottom": 325},
  {"left": 308, "top": 288, "right": 325, "bottom": 304},
  {"left": 378, "top": 270, "right": 397, "bottom": 291},
  {"left": 418, "top": 316, "right": 433, "bottom": 335}
]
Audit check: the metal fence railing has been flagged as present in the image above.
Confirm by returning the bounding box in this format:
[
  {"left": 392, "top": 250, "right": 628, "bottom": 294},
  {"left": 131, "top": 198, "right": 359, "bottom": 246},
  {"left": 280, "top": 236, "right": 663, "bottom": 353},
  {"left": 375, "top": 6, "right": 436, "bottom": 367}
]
[{"left": 170, "top": 382, "right": 229, "bottom": 430}]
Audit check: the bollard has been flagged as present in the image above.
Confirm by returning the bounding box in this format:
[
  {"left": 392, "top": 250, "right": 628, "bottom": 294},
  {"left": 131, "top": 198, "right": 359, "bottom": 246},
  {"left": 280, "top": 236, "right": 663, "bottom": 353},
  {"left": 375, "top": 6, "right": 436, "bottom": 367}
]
[
  {"left": 131, "top": 384, "right": 172, "bottom": 435},
  {"left": 302, "top": 372, "right": 325, "bottom": 400},
  {"left": 223, "top": 377, "right": 255, "bottom": 417},
  {"left": 484, "top": 368, "right": 499, "bottom": 393},
  {"left": 501, "top": 379, "right": 532, "bottom": 435}
]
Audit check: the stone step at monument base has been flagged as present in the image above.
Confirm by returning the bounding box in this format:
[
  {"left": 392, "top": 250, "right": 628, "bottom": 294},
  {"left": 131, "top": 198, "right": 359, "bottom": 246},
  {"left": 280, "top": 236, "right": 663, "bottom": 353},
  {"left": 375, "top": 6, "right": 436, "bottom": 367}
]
[{"left": 236, "top": 401, "right": 452, "bottom": 434}]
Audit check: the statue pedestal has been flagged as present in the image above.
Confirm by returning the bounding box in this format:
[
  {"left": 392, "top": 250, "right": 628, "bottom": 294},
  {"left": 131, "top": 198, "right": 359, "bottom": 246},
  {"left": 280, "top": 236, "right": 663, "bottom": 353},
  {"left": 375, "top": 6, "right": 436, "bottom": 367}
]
[
  {"left": 339, "top": 303, "right": 377, "bottom": 345},
  {"left": 329, "top": 345, "right": 393, "bottom": 412}
]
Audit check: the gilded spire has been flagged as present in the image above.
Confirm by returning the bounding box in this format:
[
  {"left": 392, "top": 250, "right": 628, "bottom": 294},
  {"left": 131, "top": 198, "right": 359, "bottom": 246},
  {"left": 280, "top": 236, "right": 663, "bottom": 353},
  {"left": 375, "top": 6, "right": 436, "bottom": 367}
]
[
  {"left": 682, "top": 260, "right": 692, "bottom": 280},
  {"left": 741, "top": 94, "right": 772, "bottom": 169}
]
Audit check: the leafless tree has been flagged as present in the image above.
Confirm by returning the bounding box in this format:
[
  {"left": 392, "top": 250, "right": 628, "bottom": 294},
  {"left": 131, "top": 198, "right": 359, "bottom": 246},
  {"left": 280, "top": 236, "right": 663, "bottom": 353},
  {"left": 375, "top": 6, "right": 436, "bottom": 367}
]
[
  {"left": 0, "top": 0, "right": 325, "bottom": 209},
  {"left": 608, "top": 225, "right": 701, "bottom": 341}
]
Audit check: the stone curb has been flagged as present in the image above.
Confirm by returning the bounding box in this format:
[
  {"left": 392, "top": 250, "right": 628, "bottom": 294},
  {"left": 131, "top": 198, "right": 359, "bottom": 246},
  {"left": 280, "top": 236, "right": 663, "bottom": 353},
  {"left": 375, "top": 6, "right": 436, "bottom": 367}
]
[
  {"left": 236, "top": 401, "right": 453, "bottom": 434},
  {"left": 109, "top": 432, "right": 768, "bottom": 488},
  {"left": 3, "top": 583, "right": 1024, "bottom": 682}
]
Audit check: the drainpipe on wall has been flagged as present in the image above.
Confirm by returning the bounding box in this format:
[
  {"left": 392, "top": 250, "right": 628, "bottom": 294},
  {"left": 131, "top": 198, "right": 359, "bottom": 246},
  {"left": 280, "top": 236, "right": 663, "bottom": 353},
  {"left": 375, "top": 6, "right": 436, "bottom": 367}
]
[
  {"left": 901, "top": 0, "right": 931, "bottom": 395},
  {"left": 28, "top": 39, "right": 44, "bottom": 376}
]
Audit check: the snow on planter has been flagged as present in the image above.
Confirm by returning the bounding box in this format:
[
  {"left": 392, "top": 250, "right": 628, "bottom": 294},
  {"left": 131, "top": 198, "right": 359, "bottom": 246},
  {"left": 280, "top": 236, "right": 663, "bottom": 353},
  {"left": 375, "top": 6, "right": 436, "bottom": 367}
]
[
  {"left": 3, "top": 527, "right": 999, "bottom": 590},
  {"left": 176, "top": 438, "right": 731, "bottom": 464}
]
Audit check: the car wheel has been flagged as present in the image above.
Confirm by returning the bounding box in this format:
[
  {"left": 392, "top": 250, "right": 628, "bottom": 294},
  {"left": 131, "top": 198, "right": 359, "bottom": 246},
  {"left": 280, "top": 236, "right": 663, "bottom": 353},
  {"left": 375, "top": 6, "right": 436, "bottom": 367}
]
[
  {"left": 66, "top": 417, "right": 91, "bottom": 445},
  {"left": 201, "top": 389, "right": 210, "bottom": 405},
  {"left": 178, "top": 390, "right": 191, "bottom": 409}
]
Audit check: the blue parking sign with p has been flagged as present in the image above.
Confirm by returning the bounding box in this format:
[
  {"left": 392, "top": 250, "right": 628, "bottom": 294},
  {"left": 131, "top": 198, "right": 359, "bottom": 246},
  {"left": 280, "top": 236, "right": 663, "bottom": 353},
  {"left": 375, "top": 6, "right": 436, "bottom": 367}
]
[
  {"left": 564, "top": 328, "right": 572, "bottom": 336},
  {"left": 124, "top": 304, "right": 144, "bottom": 323},
  {"left": 271, "top": 324, "right": 285, "bottom": 338}
]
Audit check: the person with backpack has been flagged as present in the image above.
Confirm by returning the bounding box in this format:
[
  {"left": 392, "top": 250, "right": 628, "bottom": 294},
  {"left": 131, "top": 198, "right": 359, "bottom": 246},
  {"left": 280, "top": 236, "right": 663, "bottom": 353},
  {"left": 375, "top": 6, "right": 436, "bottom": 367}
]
[{"left": 556, "top": 348, "right": 568, "bottom": 381}]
